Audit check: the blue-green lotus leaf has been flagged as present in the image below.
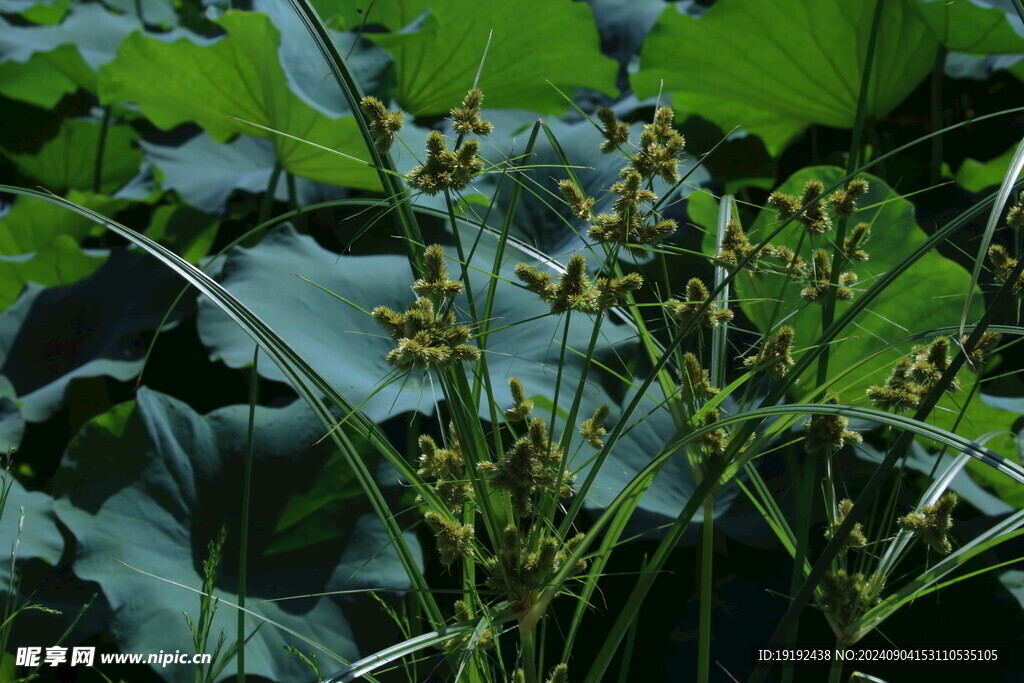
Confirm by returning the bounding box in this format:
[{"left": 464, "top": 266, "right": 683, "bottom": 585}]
[
  {"left": 0, "top": 473, "right": 63, "bottom": 591},
  {"left": 53, "top": 388, "right": 418, "bottom": 682},
  {"left": 196, "top": 223, "right": 632, "bottom": 422},
  {"left": 141, "top": 134, "right": 291, "bottom": 213},
  {"left": 197, "top": 223, "right": 736, "bottom": 534},
  {"left": 0, "top": 3, "right": 194, "bottom": 108},
  {"left": 482, "top": 111, "right": 709, "bottom": 256},
  {"left": 0, "top": 250, "right": 189, "bottom": 422}
]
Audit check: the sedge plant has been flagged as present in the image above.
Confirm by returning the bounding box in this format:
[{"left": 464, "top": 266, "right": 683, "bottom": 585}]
[{"left": 4, "top": 0, "right": 1024, "bottom": 681}]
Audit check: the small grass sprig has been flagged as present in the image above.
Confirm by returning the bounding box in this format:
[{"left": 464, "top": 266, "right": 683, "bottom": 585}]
[
  {"left": 715, "top": 219, "right": 773, "bottom": 269},
  {"left": 407, "top": 131, "right": 484, "bottom": 196},
  {"left": 372, "top": 245, "right": 479, "bottom": 371},
  {"left": 744, "top": 325, "right": 796, "bottom": 378},
  {"left": 417, "top": 431, "right": 473, "bottom": 514},
  {"left": 596, "top": 106, "right": 629, "bottom": 153},
  {"left": 359, "top": 96, "right": 404, "bottom": 152},
  {"left": 680, "top": 352, "right": 719, "bottom": 402},
  {"left": 804, "top": 394, "right": 862, "bottom": 457},
  {"left": 630, "top": 106, "right": 685, "bottom": 184},
  {"left": 817, "top": 570, "right": 886, "bottom": 639},
  {"left": 580, "top": 405, "right": 610, "bottom": 448},
  {"left": 988, "top": 244, "right": 1024, "bottom": 296},
  {"left": 897, "top": 491, "right": 958, "bottom": 555},
  {"left": 801, "top": 248, "right": 858, "bottom": 302},
  {"left": 824, "top": 499, "right": 867, "bottom": 551},
  {"left": 477, "top": 415, "right": 573, "bottom": 516},
  {"left": 666, "top": 277, "right": 733, "bottom": 329},
  {"left": 515, "top": 255, "right": 642, "bottom": 315},
  {"left": 450, "top": 88, "right": 494, "bottom": 136},
  {"left": 506, "top": 377, "right": 534, "bottom": 422}
]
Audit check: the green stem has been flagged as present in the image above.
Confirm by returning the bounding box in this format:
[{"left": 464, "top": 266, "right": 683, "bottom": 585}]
[
  {"left": 520, "top": 623, "right": 539, "bottom": 683},
  {"left": 93, "top": 107, "right": 111, "bottom": 195},
  {"left": 751, "top": 254, "right": 1024, "bottom": 683},
  {"left": 258, "top": 162, "right": 282, "bottom": 228},
  {"left": 817, "top": 0, "right": 885, "bottom": 389},
  {"left": 697, "top": 495, "right": 714, "bottom": 683},
  {"left": 288, "top": 0, "right": 425, "bottom": 275},
  {"left": 828, "top": 644, "right": 844, "bottom": 683},
  {"left": 237, "top": 346, "right": 258, "bottom": 682},
  {"left": 781, "top": 454, "right": 816, "bottom": 683},
  {"left": 930, "top": 46, "right": 947, "bottom": 185}
]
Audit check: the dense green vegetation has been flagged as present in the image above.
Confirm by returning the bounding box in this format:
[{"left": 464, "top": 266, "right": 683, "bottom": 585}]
[{"left": 2, "top": 1, "right": 1024, "bottom": 682}]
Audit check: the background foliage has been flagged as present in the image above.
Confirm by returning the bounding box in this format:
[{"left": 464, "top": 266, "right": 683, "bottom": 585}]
[{"left": 1, "top": 0, "right": 1023, "bottom": 681}]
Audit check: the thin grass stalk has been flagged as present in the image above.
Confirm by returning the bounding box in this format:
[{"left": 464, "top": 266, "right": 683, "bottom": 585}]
[
  {"left": 93, "top": 106, "right": 111, "bottom": 195},
  {"left": 1, "top": 187, "right": 447, "bottom": 629},
  {"left": 959, "top": 135, "right": 1024, "bottom": 337},
  {"left": 481, "top": 121, "right": 542, "bottom": 342},
  {"left": 286, "top": 0, "right": 425, "bottom": 274},
  {"left": 616, "top": 553, "right": 644, "bottom": 683},
  {"left": 751, "top": 253, "right": 1024, "bottom": 683},
  {"left": 698, "top": 495, "right": 714, "bottom": 683},
  {"left": 258, "top": 162, "right": 282, "bottom": 228},
  {"left": 818, "top": 0, "right": 885, "bottom": 388},
  {"left": 440, "top": 190, "right": 506, "bottom": 495},
  {"left": 237, "top": 345, "right": 259, "bottom": 682}
]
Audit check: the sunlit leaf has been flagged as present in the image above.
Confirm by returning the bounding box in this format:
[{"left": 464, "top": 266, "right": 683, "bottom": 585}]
[
  {"left": 691, "top": 167, "right": 1023, "bottom": 506},
  {"left": 53, "top": 388, "right": 418, "bottom": 682},
  {"left": 7, "top": 117, "right": 141, "bottom": 195},
  {"left": 99, "top": 11, "right": 379, "bottom": 191},
  {"left": 320, "top": 0, "right": 618, "bottom": 114},
  {"left": 633, "top": 0, "right": 938, "bottom": 154}
]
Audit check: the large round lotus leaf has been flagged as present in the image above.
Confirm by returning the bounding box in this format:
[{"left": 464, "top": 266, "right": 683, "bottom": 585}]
[
  {"left": 318, "top": 0, "right": 618, "bottom": 115},
  {"left": 633, "top": 0, "right": 939, "bottom": 155},
  {"left": 196, "top": 223, "right": 633, "bottom": 423},
  {"left": 194, "top": 223, "right": 739, "bottom": 535},
  {"left": 53, "top": 388, "right": 419, "bottom": 682},
  {"left": 0, "top": 250, "right": 189, "bottom": 423},
  {"left": 690, "top": 167, "right": 1023, "bottom": 508},
  {"left": 0, "top": 474, "right": 63, "bottom": 592},
  {"left": 98, "top": 11, "right": 378, "bottom": 191}
]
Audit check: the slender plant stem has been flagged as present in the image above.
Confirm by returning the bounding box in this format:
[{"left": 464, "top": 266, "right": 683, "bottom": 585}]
[
  {"left": 237, "top": 345, "right": 258, "bottom": 682},
  {"left": 828, "top": 644, "right": 844, "bottom": 683},
  {"left": 930, "top": 46, "right": 947, "bottom": 185},
  {"left": 751, "top": 253, "right": 1024, "bottom": 683},
  {"left": 698, "top": 495, "right": 714, "bottom": 683},
  {"left": 258, "top": 162, "right": 282, "bottom": 228},
  {"left": 520, "top": 623, "right": 538, "bottom": 683},
  {"left": 93, "top": 106, "right": 112, "bottom": 195},
  {"left": 818, "top": 0, "right": 885, "bottom": 389}
]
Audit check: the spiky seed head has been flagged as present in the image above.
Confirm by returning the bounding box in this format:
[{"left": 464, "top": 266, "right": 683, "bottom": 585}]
[
  {"left": 767, "top": 191, "right": 802, "bottom": 220},
  {"left": 558, "top": 179, "right": 595, "bottom": 219},
  {"left": 580, "top": 405, "right": 610, "bottom": 448},
  {"left": 505, "top": 377, "right": 534, "bottom": 421},
  {"left": 744, "top": 325, "right": 796, "bottom": 378},
  {"left": 596, "top": 106, "right": 630, "bottom": 152},
  {"left": 360, "top": 96, "right": 404, "bottom": 152},
  {"left": 824, "top": 499, "right": 867, "bottom": 550},
  {"left": 962, "top": 331, "right": 1001, "bottom": 373},
  {"left": 680, "top": 352, "right": 719, "bottom": 401}
]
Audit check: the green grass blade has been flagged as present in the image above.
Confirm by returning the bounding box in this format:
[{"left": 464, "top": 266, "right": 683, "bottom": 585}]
[
  {"left": 959, "top": 136, "right": 1024, "bottom": 337},
  {"left": 286, "top": 0, "right": 424, "bottom": 274},
  {"left": 1, "top": 185, "right": 446, "bottom": 629}
]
